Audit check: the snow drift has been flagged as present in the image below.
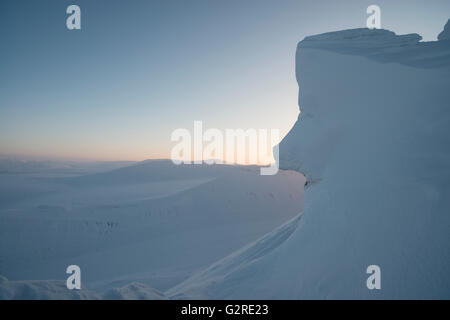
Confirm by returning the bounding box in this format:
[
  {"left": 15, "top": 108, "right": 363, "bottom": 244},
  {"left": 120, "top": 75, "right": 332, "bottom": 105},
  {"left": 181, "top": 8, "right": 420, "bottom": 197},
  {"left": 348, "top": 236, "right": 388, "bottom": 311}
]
[{"left": 168, "top": 21, "right": 450, "bottom": 299}]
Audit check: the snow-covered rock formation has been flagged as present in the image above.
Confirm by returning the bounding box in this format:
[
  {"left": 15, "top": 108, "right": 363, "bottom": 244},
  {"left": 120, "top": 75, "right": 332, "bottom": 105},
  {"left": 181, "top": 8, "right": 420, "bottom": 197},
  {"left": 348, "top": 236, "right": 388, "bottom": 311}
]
[{"left": 168, "top": 22, "right": 450, "bottom": 299}]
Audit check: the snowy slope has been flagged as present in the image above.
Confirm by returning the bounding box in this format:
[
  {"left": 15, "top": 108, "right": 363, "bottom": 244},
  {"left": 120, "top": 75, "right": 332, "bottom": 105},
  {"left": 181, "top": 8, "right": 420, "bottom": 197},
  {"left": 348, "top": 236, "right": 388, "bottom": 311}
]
[
  {"left": 168, "top": 22, "right": 450, "bottom": 299},
  {"left": 0, "top": 160, "right": 304, "bottom": 297}
]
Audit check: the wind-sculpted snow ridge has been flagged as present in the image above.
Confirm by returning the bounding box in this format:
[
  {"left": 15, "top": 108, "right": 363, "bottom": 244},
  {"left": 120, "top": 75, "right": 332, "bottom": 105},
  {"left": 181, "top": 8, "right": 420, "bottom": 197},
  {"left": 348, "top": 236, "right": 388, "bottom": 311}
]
[
  {"left": 168, "top": 22, "right": 450, "bottom": 299},
  {"left": 438, "top": 19, "right": 450, "bottom": 41},
  {"left": 299, "top": 25, "right": 450, "bottom": 68}
]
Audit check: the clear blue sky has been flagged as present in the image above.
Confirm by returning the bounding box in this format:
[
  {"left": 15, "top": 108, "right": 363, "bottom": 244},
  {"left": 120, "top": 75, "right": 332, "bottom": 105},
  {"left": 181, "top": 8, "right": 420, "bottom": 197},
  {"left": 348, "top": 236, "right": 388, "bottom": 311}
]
[{"left": 1, "top": 0, "right": 449, "bottom": 160}]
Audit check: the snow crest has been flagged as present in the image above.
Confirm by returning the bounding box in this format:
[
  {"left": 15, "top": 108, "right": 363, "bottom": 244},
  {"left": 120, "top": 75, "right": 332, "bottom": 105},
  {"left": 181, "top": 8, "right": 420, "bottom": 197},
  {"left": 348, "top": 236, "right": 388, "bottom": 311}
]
[
  {"left": 438, "top": 19, "right": 450, "bottom": 41},
  {"left": 169, "top": 24, "right": 450, "bottom": 299}
]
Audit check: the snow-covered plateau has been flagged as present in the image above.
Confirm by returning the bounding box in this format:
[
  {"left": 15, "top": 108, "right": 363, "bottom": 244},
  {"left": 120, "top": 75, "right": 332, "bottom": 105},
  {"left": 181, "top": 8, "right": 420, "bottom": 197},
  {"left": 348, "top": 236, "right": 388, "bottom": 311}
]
[{"left": 0, "top": 160, "right": 304, "bottom": 299}]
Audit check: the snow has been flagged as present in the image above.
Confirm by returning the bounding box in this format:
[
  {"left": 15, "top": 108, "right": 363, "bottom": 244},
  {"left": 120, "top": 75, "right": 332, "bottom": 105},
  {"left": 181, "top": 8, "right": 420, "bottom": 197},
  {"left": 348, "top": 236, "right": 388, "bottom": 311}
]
[
  {"left": 167, "top": 214, "right": 302, "bottom": 299},
  {"left": 168, "top": 24, "right": 450, "bottom": 299},
  {"left": 438, "top": 19, "right": 450, "bottom": 41},
  {"left": 0, "top": 157, "right": 135, "bottom": 177},
  {"left": 298, "top": 27, "right": 450, "bottom": 69},
  {"left": 0, "top": 160, "right": 304, "bottom": 298},
  {"left": 0, "top": 276, "right": 166, "bottom": 300},
  {"left": 102, "top": 282, "right": 167, "bottom": 300},
  {"left": 0, "top": 276, "right": 99, "bottom": 300},
  {"left": 2, "top": 21, "right": 450, "bottom": 301}
]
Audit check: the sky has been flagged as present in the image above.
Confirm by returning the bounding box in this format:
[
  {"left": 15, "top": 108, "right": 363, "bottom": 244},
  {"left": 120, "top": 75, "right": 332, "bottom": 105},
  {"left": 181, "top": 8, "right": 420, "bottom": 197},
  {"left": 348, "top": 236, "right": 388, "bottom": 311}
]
[{"left": 1, "top": 0, "right": 449, "bottom": 161}]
